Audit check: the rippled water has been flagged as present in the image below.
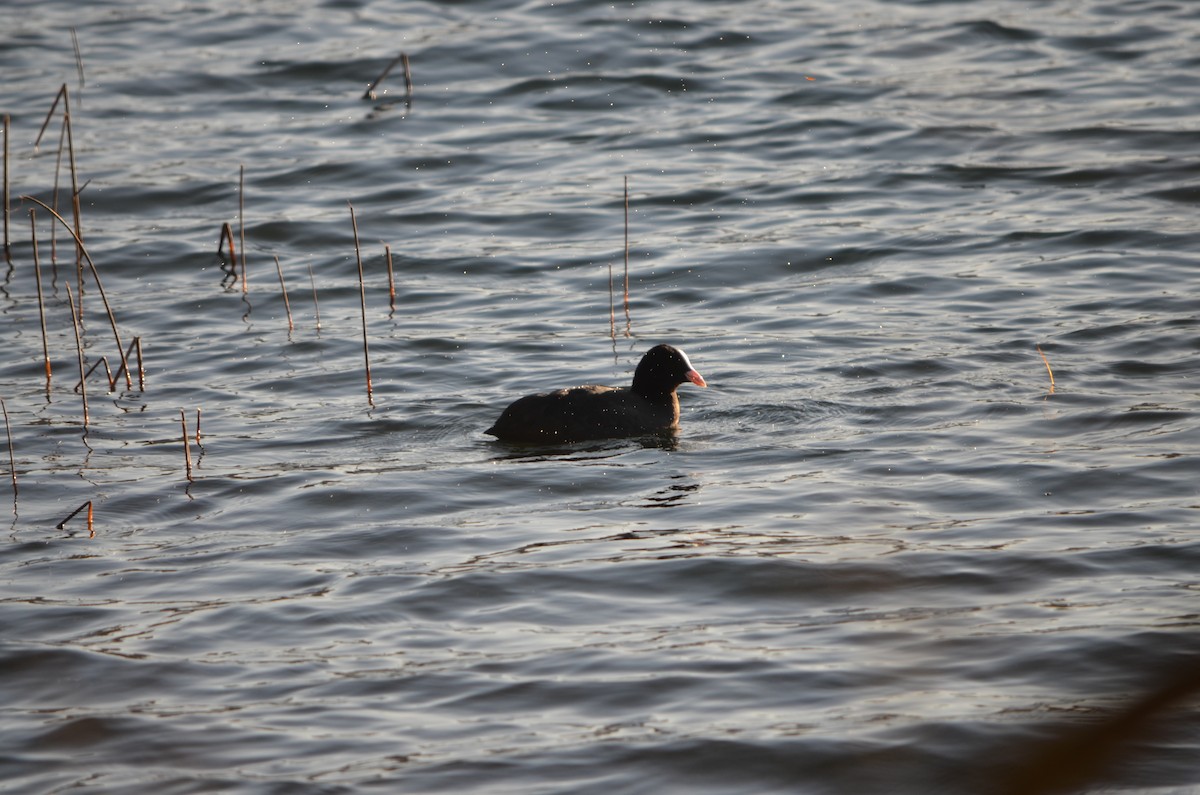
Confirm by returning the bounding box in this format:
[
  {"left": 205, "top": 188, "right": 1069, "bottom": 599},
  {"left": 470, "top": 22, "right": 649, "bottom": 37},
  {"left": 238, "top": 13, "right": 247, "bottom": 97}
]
[{"left": 3, "top": 1, "right": 1200, "bottom": 793}]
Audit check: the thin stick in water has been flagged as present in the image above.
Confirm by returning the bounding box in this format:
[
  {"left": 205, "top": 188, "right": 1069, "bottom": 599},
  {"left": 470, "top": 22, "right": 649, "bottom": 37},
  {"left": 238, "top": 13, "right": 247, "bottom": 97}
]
[
  {"left": 2, "top": 398, "right": 16, "bottom": 497},
  {"left": 70, "top": 27, "right": 85, "bottom": 91},
  {"left": 195, "top": 408, "right": 203, "bottom": 449},
  {"left": 56, "top": 500, "right": 94, "bottom": 532},
  {"left": 1037, "top": 344, "right": 1056, "bottom": 394},
  {"left": 403, "top": 53, "right": 413, "bottom": 100},
  {"left": 363, "top": 52, "right": 407, "bottom": 100},
  {"left": 65, "top": 282, "right": 88, "bottom": 429},
  {"left": 623, "top": 175, "right": 631, "bottom": 335},
  {"left": 273, "top": 255, "right": 294, "bottom": 332},
  {"left": 348, "top": 202, "right": 373, "bottom": 403},
  {"left": 239, "top": 165, "right": 247, "bottom": 293},
  {"left": 34, "top": 84, "right": 67, "bottom": 152},
  {"left": 607, "top": 254, "right": 615, "bottom": 340},
  {"left": 308, "top": 264, "right": 322, "bottom": 331},
  {"left": 180, "top": 409, "right": 194, "bottom": 481},
  {"left": 384, "top": 244, "right": 396, "bottom": 311},
  {"left": 31, "top": 210, "right": 53, "bottom": 382},
  {"left": 2, "top": 113, "right": 10, "bottom": 265},
  {"left": 75, "top": 356, "right": 113, "bottom": 393},
  {"left": 218, "top": 221, "right": 238, "bottom": 268},
  {"left": 62, "top": 90, "right": 84, "bottom": 300}
]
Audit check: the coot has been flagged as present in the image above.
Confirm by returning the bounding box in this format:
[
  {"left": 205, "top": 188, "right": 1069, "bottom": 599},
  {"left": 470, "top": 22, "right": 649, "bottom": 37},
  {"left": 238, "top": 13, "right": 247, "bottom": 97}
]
[{"left": 486, "top": 344, "right": 707, "bottom": 443}]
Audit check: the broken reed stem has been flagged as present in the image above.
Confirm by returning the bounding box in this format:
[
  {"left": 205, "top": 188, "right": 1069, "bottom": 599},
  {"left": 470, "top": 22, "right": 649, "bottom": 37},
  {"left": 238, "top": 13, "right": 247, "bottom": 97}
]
[
  {"left": 623, "top": 175, "right": 631, "bottom": 335},
  {"left": 56, "top": 500, "right": 94, "bottom": 534},
  {"left": 64, "top": 282, "right": 88, "bottom": 429},
  {"left": 180, "top": 409, "right": 193, "bottom": 481},
  {"left": 308, "top": 264, "right": 321, "bottom": 331},
  {"left": 22, "top": 196, "right": 132, "bottom": 387},
  {"left": 348, "top": 202, "right": 373, "bottom": 403},
  {"left": 76, "top": 356, "right": 113, "bottom": 393},
  {"left": 31, "top": 210, "right": 53, "bottom": 382},
  {"left": 273, "top": 255, "right": 294, "bottom": 332},
  {"left": 2, "top": 398, "right": 16, "bottom": 496},
  {"left": 111, "top": 336, "right": 144, "bottom": 393},
  {"left": 195, "top": 408, "right": 203, "bottom": 449},
  {"left": 363, "top": 51, "right": 408, "bottom": 100},
  {"left": 2, "top": 113, "right": 10, "bottom": 265},
  {"left": 403, "top": 53, "right": 413, "bottom": 99},
  {"left": 33, "top": 83, "right": 66, "bottom": 152},
  {"left": 217, "top": 221, "right": 238, "bottom": 269},
  {"left": 384, "top": 244, "right": 396, "bottom": 311},
  {"left": 1037, "top": 345, "right": 1056, "bottom": 393},
  {"left": 239, "top": 165, "right": 247, "bottom": 293}
]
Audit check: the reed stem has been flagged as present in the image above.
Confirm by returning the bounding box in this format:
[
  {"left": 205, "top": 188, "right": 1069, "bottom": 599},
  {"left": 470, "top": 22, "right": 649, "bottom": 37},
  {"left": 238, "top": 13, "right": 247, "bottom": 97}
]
[
  {"left": 363, "top": 52, "right": 408, "bottom": 100},
  {"left": 218, "top": 221, "right": 238, "bottom": 269},
  {"left": 348, "top": 202, "right": 373, "bottom": 404},
  {"left": 623, "top": 175, "right": 631, "bottom": 335},
  {"left": 65, "top": 282, "right": 88, "bottom": 428},
  {"left": 62, "top": 90, "right": 84, "bottom": 305},
  {"left": 56, "top": 500, "right": 94, "bottom": 534},
  {"left": 181, "top": 409, "right": 193, "bottom": 481},
  {"left": 76, "top": 356, "right": 113, "bottom": 393},
  {"left": 2, "top": 398, "right": 16, "bottom": 497},
  {"left": 1037, "top": 345, "right": 1056, "bottom": 394},
  {"left": 70, "top": 27, "right": 85, "bottom": 91},
  {"left": 384, "top": 244, "right": 396, "bottom": 311},
  {"left": 2, "top": 113, "right": 10, "bottom": 265},
  {"left": 239, "top": 165, "right": 247, "bottom": 293},
  {"left": 308, "top": 264, "right": 321, "bottom": 331},
  {"left": 274, "top": 255, "right": 294, "bottom": 332},
  {"left": 31, "top": 210, "right": 53, "bottom": 382}
]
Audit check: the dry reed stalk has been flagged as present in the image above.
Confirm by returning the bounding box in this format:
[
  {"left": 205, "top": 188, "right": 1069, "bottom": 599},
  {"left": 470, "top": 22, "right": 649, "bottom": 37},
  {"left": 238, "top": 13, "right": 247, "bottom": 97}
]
[
  {"left": 384, "top": 244, "right": 396, "bottom": 311},
  {"left": 607, "top": 255, "right": 615, "bottom": 339},
  {"left": 56, "top": 500, "right": 93, "bottom": 533},
  {"left": 273, "top": 255, "right": 294, "bottom": 332},
  {"left": 239, "top": 165, "right": 247, "bottom": 293},
  {"left": 623, "top": 175, "right": 631, "bottom": 335},
  {"left": 402, "top": 53, "right": 413, "bottom": 100},
  {"left": 2, "top": 113, "right": 10, "bottom": 265},
  {"left": 111, "top": 336, "right": 144, "bottom": 393},
  {"left": 30, "top": 210, "right": 52, "bottom": 382},
  {"left": 33, "top": 85, "right": 66, "bottom": 152},
  {"left": 61, "top": 89, "right": 84, "bottom": 301},
  {"left": 308, "top": 264, "right": 321, "bottom": 331},
  {"left": 50, "top": 113, "right": 67, "bottom": 268},
  {"left": 22, "top": 196, "right": 132, "bottom": 387},
  {"left": 76, "top": 356, "right": 114, "bottom": 393},
  {"left": 1037, "top": 345, "right": 1056, "bottom": 394},
  {"left": 195, "top": 408, "right": 203, "bottom": 448},
  {"left": 363, "top": 52, "right": 407, "bottom": 100},
  {"left": 180, "top": 409, "right": 193, "bottom": 481},
  {"left": 348, "top": 202, "right": 373, "bottom": 403},
  {"left": 70, "top": 27, "right": 85, "bottom": 91},
  {"left": 217, "top": 221, "right": 238, "bottom": 269},
  {"left": 64, "top": 283, "right": 88, "bottom": 428},
  {"left": 2, "top": 398, "right": 16, "bottom": 497}
]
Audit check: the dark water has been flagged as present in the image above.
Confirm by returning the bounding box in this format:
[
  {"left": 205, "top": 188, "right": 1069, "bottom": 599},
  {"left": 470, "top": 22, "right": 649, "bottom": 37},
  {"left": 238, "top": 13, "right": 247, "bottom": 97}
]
[{"left": 3, "top": 1, "right": 1200, "bottom": 792}]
